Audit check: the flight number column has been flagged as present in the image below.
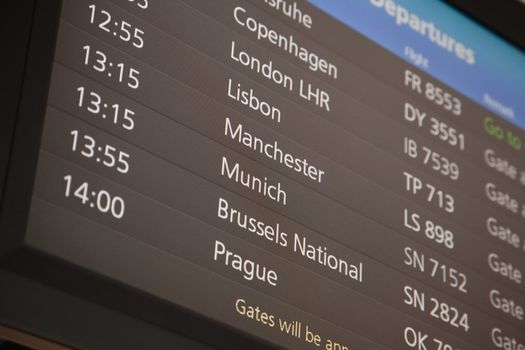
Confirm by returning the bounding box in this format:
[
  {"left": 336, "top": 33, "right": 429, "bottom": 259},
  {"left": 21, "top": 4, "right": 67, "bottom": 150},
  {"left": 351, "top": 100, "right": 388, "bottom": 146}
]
[{"left": 402, "top": 69, "right": 525, "bottom": 350}]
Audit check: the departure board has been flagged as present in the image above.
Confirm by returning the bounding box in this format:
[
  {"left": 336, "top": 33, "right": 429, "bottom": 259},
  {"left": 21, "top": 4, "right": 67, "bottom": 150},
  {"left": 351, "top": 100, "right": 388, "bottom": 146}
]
[{"left": 18, "top": 0, "right": 525, "bottom": 349}]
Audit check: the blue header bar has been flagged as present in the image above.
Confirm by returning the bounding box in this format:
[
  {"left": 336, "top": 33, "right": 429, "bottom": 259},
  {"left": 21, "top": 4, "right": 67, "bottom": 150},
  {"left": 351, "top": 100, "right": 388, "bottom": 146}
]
[{"left": 308, "top": 0, "right": 525, "bottom": 130}]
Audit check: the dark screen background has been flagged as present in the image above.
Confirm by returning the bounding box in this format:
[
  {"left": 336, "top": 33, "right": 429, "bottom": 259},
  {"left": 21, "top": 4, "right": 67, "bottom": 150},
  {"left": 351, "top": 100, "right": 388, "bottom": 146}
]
[{"left": 2, "top": 1, "right": 525, "bottom": 349}]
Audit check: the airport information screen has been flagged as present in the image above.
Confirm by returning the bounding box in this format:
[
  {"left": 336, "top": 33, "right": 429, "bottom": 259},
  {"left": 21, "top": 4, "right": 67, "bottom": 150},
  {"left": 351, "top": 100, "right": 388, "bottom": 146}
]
[{"left": 22, "top": 0, "right": 525, "bottom": 349}]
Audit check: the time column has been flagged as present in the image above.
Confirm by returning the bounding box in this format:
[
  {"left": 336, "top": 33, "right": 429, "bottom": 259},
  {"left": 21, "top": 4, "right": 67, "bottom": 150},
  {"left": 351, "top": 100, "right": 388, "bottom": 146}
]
[{"left": 39, "top": 0, "right": 148, "bottom": 222}]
